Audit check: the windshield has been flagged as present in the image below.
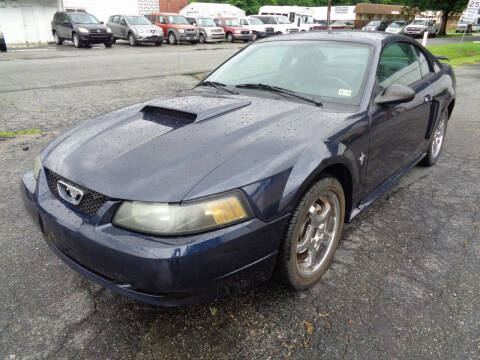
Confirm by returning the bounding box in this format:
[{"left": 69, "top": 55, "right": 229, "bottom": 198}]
[
  {"left": 390, "top": 21, "right": 407, "bottom": 27},
  {"left": 198, "top": 18, "right": 215, "bottom": 27},
  {"left": 411, "top": 20, "right": 428, "bottom": 25},
  {"left": 276, "top": 16, "right": 290, "bottom": 24},
  {"left": 205, "top": 41, "right": 371, "bottom": 105},
  {"left": 126, "top": 16, "right": 151, "bottom": 25},
  {"left": 168, "top": 15, "right": 188, "bottom": 25},
  {"left": 301, "top": 15, "right": 314, "bottom": 24},
  {"left": 367, "top": 21, "right": 381, "bottom": 26},
  {"left": 69, "top": 13, "right": 99, "bottom": 24},
  {"left": 225, "top": 19, "right": 240, "bottom": 26},
  {"left": 247, "top": 18, "right": 263, "bottom": 25},
  {"left": 256, "top": 16, "right": 276, "bottom": 25}
]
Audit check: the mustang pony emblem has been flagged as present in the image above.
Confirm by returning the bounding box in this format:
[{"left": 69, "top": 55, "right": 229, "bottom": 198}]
[{"left": 57, "top": 180, "right": 84, "bottom": 205}]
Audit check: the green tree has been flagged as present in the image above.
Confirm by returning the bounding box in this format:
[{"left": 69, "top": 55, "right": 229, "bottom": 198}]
[{"left": 404, "top": 0, "right": 468, "bottom": 35}]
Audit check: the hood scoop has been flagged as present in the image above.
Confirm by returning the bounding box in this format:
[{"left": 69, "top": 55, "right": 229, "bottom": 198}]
[{"left": 140, "top": 99, "right": 251, "bottom": 128}]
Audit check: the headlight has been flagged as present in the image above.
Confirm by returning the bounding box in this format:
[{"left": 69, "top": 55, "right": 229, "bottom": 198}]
[
  {"left": 107, "top": 27, "right": 112, "bottom": 33},
  {"left": 113, "top": 191, "right": 253, "bottom": 236},
  {"left": 234, "top": 29, "right": 241, "bottom": 34},
  {"left": 78, "top": 27, "right": 89, "bottom": 34},
  {"left": 33, "top": 156, "right": 42, "bottom": 181},
  {"left": 179, "top": 29, "right": 185, "bottom": 34}
]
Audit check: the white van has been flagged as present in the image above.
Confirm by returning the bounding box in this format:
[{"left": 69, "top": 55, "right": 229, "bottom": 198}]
[{"left": 252, "top": 15, "right": 299, "bottom": 35}]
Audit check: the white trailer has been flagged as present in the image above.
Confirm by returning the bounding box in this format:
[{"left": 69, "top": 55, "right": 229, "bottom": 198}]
[
  {"left": 258, "top": 5, "right": 314, "bottom": 31},
  {"left": 180, "top": 2, "right": 245, "bottom": 18},
  {"left": 310, "top": 6, "right": 356, "bottom": 22}
]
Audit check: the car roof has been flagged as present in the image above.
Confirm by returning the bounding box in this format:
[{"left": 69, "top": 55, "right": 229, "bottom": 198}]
[{"left": 256, "top": 30, "right": 416, "bottom": 48}]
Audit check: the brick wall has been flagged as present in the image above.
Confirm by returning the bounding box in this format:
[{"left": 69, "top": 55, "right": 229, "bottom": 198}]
[{"left": 159, "top": 0, "right": 188, "bottom": 13}]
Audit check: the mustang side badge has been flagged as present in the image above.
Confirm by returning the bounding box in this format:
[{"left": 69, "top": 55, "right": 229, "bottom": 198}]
[
  {"left": 359, "top": 153, "right": 366, "bottom": 166},
  {"left": 57, "top": 180, "right": 84, "bottom": 205}
]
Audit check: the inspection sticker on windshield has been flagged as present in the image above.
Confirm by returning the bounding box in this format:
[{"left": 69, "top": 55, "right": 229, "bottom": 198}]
[{"left": 338, "top": 89, "right": 352, "bottom": 97}]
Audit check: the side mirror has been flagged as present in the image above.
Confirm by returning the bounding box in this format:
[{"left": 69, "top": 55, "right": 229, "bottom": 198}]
[
  {"left": 374, "top": 84, "right": 415, "bottom": 105},
  {"left": 435, "top": 55, "right": 450, "bottom": 61}
]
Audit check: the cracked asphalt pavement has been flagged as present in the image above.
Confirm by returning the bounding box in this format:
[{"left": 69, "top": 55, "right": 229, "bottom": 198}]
[{"left": 1, "top": 44, "right": 479, "bottom": 360}]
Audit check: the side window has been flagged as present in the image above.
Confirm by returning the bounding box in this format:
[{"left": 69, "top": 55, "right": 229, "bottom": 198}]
[
  {"left": 112, "top": 16, "right": 118, "bottom": 24},
  {"left": 416, "top": 48, "right": 431, "bottom": 77},
  {"left": 378, "top": 42, "right": 422, "bottom": 90},
  {"left": 63, "top": 14, "right": 71, "bottom": 24},
  {"left": 159, "top": 16, "right": 166, "bottom": 24}
]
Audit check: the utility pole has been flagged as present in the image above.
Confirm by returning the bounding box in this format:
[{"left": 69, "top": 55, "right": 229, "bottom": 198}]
[{"left": 327, "top": 0, "right": 332, "bottom": 30}]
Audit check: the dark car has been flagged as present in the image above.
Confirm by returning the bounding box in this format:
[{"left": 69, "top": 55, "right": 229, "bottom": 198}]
[
  {"left": 51, "top": 10, "right": 114, "bottom": 48},
  {"left": 0, "top": 25, "right": 6, "bottom": 52},
  {"left": 22, "top": 31, "right": 455, "bottom": 306},
  {"left": 107, "top": 15, "right": 164, "bottom": 46},
  {"left": 362, "top": 20, "right": 390, "bottom": 31}
]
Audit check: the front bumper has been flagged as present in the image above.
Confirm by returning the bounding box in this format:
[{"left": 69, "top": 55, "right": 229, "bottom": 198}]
[
  {"left": 80, "top": 33, "right": 113, "bottom": 44},
  {"left": 21, "top": 170, "right": 289, "bottom": 306},
  {"left": 206, "top": 33, "right": 225, "bottom": 42},
  {"left": 404, "top": 29, "right": 424, "bottom": 35},
  {"left": 179, "top": 33, "right": 198, "bottom": 42},
  {"left": 233, "top": 33, "right": 252, "bottom": 41},
  {"left": 136, "top": 34, "right": 164, "bottom": 43}
]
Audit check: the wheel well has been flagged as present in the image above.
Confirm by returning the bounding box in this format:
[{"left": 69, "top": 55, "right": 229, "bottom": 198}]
[
  {"left": 447, "top": 100, "right": 455, "bottom": 119},
  {"left": 321, "top": 164, "right": 353, "bottom": 221}
]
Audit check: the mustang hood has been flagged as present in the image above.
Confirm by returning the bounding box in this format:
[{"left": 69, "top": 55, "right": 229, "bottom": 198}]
[{"left": 42, "top": 93, "right": 349, "bottom": 202}]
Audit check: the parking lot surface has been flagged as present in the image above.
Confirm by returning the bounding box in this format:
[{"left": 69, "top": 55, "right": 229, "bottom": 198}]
[{"left": 1, "top": 44, "right": 479, "bottom": 359}]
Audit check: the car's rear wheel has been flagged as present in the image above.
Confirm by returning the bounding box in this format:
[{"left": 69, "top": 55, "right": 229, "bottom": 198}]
[
  {"left": 168, "top": 32, "right": 177, "bottom": 45},
  {"left": 128, "top": 33, "right": 137, "bottom": 46},
  {"left": 226, "top": 33, "right": 234, "bottom": 42},
  {"left": 53, "top": 31, "right": 63, "bottom": 45},
  {"left": 72, "top": 33, "right": 82, "bottom": 48},
  {"left": 279, "top": 176, "right": 345, "bottom": 290},
  {"left": 421, "top": 110, "right": 447, "bottom": 166}
]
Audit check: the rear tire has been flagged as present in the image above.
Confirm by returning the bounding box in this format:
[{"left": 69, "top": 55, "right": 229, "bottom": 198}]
[
  {"left": 278, "top": 176, "right": 345, "bottom": 290},
  {"left": 421, "top": 110, "right": 448, "bottom": 166}
]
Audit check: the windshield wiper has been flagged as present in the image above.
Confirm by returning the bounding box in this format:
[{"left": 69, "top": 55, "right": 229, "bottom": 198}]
[
  {"left": 235, "top": 83, "right": 323, "bottom": 106},
  {"left": 196, "top": 81, "right": 239, "bottom": 95}
]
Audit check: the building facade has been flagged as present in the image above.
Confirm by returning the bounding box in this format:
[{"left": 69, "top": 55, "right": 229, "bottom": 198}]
[{"left": 159, "top": 0, "right": 187, "bottom": 14}]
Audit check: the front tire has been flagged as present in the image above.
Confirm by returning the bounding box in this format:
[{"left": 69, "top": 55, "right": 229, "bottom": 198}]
[
  {"left": 128, "top": 33, "right": 137, "bottom": 46},
  {"left": 168, "top": 32, "right": 177, "bottom": 45},
  {"left": 279, "top": 176, "right": 345, "bottom": 290},
  {"left": 104, "top": 37, "right": 113, "bottom": 48},
  {"left": 199, "top": 33, "right": 206, "bottom": 43},
  {"left": 53, "top": 31, "right": 63, "bottom": 45},
  {"left": 421, "top": 110, "right": 448, "bottom": 166},
  {"left": 226, "top": 33, "right": 234, "bottom": 43},
  {"left": 72, "top": 33, "right": 82, "bottom": 48}
]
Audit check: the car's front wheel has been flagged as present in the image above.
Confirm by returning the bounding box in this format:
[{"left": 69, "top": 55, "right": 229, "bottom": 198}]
[
  {"left": 226, "top": 33, "right": 234, "bottom": 42},
  {"left": 199, "top": 33, "right": 206, "bottom": 43},
  {"left": 72, "top": 33, "right": 82, "bottom": 48},
  {"left": 279, "top": 176, "right": 345, "bottom": 290},
  {"left": 128, "top": 33, "right": 137, "bottom": 46},
  {"left": 422, "top": 110, "right": 448, "bottom": 166},
  {"left": 168, "top": 32, "right": 177, "bottom": 45},
  {"left": 53, "top": 31, "right": 63, "bottom": 45}
]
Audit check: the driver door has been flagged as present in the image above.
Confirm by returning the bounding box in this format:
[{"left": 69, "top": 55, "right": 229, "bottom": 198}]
[{"left": 365, "top": 41, "right": 433, "bottom": 194}]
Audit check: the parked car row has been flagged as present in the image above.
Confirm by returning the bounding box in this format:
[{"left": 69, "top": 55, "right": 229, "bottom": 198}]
[{"left": 362, "top": 19, "right": 440, "bottom": 37}]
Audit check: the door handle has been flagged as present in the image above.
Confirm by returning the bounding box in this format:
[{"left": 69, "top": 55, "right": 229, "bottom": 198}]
[{"left": 424, "top": 95, "right": 432, "bottom": 102}]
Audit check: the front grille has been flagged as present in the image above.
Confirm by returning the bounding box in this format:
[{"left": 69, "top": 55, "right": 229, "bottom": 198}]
[
  {"left": 46, "top": 169, "right": 110, "bottom": 216},
  {"left": 289, "top": 28, "right": 299, "bottom": 32},
  {"left": 211, "top": 29, "right": 222, "bottom": 33},
  {"left": 266, "top": 27, "right": 274, "bottom": 32},
  {"left": 186, "top": 28, "right": 195, "bottom": 32},
  {"left": 241, "top": 30, "right": 249, "bottom": 35}
]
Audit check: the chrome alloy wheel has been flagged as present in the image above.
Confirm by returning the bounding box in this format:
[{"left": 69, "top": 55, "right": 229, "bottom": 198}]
[
  {"left": 296, "top": 192, "right": 341, "bottom": 277},
  {"left": 432, "top": 114, "right": 446, "bottom": 158},
  {"left": 73, "top": 34, "right": 80, "bottom": 47}
]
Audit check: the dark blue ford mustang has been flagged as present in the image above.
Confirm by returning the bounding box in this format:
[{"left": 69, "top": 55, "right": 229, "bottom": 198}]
[{"left": 22, "top": 31, "right": 455, "bottom": 306}]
